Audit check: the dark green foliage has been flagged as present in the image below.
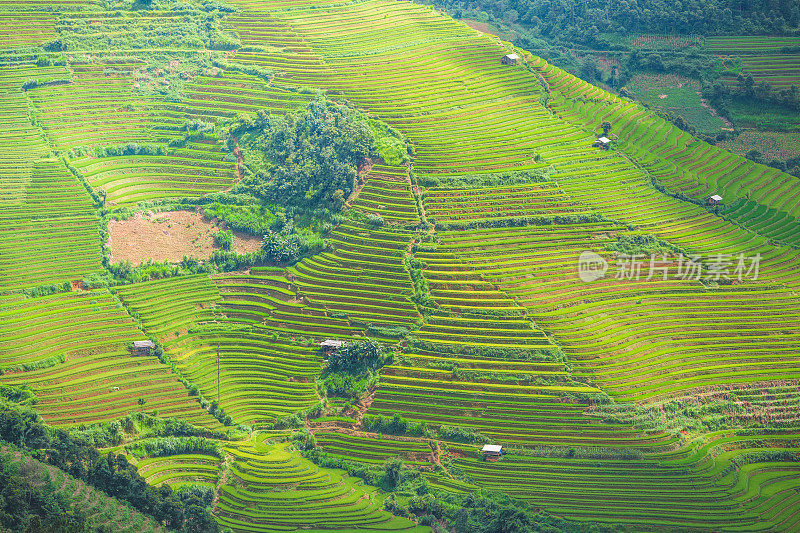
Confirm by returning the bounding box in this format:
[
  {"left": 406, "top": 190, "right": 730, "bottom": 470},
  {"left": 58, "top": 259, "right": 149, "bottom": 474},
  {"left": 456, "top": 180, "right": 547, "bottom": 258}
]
[
  {"left": 405, "top": 256, "right": 435, "bottom": 310},
  {"left": 326, "top": 338, "right": 384, "bottom": 372},
  {"left": 362, "top": 413, "right": 409, "bottom": 435},
  {"left": 362, "top": 413, "right": 434, "bottom": 437},
  {"left": 364, "top": 212, "right": 385, "bottom": 227},
  {"left": 318, "top": 339, "right": 391, "bottom": 399},
  {"left": 418, "top": 169, "right": 550, "bottom": 189},
  {"left": 261, "top": 221, "right": 322, "bottom": 264},
  {"left": 69, "top": 412, "right": 225, "bottom": 448},
  {"left": 408, "top": 339, "right": 564, "bottom": 363},
  {"left": 230, "top": 98, "right": 373, "bottom": 210},
  {"left": 366, "top": 324, "right": 409, "bottom": 339},
  {"left": 0, "top": 454, "right": 90, "bottom": 533},
  {"left": 397, "top": 487, "right": 618, "bottom": 533},
  {"left": 605, "top": 233, "right": 683, "bottom": 256},
  {"left": 22, "top": 282, "right": 72, "bottom": 298},
  {"left": 433, "top": 213, "right": 604, "bottom": 231},
  {"left": 0, "top": 355, "right": 65, "bottom": 375},
  {"left": 304, "top": 449, "right": 424, "bottom": 494},
  {"left": 382, "top": 457, "right": 404, "bottom": 490},
  {"left": 449, "top": 491, "right": 614, "bottom": 533},
  {"left": 0, "top": 385, "right": 37, "bottom": 406},
  {"left": 436, "top": 425, "right": 491, "bottom": 444},
  {"left": 97, "top": 143, "right": 166, "bottom": 157},
  {"left": 21, "top": 78, "right": 70, "bottom": 91},
  {"left": 125, "top": 436, "right": 221, "bottom": 459},
  {"left": 508, "top": 445, "right": 644, "bottom": 461},
  {"left": 317, "top": 372, "right": 377, "bottom": 399},
  {"left": 428, "top": 0, "right": 798, "bottom": 41},
  {"left": 290, "top": 428, "right": 317, "bottom": 451},
  {"left": 710, "top": 74, "right": 800, "bottom": 111},
  {"left": 0, "top": 402, "right": 219, "bottom": 532}
]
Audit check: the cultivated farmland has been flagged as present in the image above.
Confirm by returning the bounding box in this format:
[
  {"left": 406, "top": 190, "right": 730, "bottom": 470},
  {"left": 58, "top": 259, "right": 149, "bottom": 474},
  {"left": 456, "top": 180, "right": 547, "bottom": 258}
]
[{"left": 0, "top": 0, "right": 799, "bottom": 531}]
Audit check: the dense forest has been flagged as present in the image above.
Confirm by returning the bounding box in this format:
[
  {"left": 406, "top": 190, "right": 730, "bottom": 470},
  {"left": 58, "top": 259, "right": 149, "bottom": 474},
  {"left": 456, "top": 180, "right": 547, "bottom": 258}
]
[{"left": 432, "top": 0, "right": 799, "bottom": 43}]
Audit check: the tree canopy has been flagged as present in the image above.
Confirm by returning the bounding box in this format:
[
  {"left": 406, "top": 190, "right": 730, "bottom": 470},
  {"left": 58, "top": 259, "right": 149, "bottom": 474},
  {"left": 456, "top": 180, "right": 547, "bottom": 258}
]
[{"left": 230, "top": 98, "right": 374, "bottom": 210}]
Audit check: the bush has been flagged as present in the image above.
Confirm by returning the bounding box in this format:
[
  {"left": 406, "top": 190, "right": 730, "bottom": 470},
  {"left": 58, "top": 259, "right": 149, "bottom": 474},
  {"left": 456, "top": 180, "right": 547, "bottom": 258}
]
[
  {"left": 98, "top": 143, "right": 166, "bottom": 157},
  {"left": 204, "top": 202, "right": 274, "bottom": 236},
  {"left": 362, "top": 413, "right": 409, "bottom": 435},
  {"left": 318, "top": 371, "right": 377, "bottom": 399},
  {"left": 125, "top": 436, "right": 221, "bottom": 459},
  {"left": 213, "top": 229, "right": 234, "bottom": 250},
  {"left": 326, "top": 339, "right": 384, "bottom": 373},
  {"left": 261, "top": 223, "right": 322, "bottom": 264},
  {"left": 364, "top": 212, "right": 385, "bottom": 227},
  {"left": 437, "top": 425, "right": 491, "bottom": 444}
]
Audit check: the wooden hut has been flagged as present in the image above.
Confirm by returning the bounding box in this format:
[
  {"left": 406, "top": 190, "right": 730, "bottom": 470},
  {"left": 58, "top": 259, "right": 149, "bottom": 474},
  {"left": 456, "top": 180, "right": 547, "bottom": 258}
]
[
  {"left": 593, "top": 136, "right": 611, "bottom": 149},
  {"left": 501, "top": 53, "right": 520, "bottom": 65},
  {"left": 132, "top": 340, "right": 155, "bottom": 356},
  {"left": 481, "top": 444, "right": 504, "bottom": 460},
  {"left": 319, "top": 339, "right": 345, "bottom": 355}
]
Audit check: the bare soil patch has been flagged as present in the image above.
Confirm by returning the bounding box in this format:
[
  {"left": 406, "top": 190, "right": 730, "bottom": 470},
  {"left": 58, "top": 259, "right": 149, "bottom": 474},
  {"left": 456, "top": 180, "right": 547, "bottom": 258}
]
[
  {"left": 461, "top": 18, "right": 514, "bottom": 40},
  {"left": 108, "top": 209, "right": 263, "bottom": 265}
]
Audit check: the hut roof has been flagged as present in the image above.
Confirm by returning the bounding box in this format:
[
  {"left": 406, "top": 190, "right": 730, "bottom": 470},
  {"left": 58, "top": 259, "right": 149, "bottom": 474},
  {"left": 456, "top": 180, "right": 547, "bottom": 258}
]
[
  {"left": 320, "top": 339, "right": 345, "bottom": 348},
  {"left": 133, "top": 340, "right": 155, "bottom": 349}
]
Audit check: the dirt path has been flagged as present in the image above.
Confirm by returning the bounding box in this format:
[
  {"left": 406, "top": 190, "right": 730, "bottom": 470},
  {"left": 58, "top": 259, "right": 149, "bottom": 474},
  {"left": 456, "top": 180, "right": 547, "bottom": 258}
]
[
  {"left": 432, "top": 440, "right": 454, "bottom": 480},
  {"left": 212, "top": 452, "right": 233, "bottom": 512},
  {"left": 345, "top": 158, "right": 375, "bottom": 208}
]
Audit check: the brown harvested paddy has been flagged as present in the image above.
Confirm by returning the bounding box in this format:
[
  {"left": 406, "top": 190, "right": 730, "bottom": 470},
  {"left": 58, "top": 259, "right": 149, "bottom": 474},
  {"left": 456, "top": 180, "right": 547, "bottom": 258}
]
[{"left": 107, "top": 209, "right": 262, "bottom": 264}]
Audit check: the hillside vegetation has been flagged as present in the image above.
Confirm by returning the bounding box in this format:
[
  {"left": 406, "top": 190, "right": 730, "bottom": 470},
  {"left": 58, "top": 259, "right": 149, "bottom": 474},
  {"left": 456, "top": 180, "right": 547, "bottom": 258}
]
[{"left": 0, "top": 0, "right": 799, "bottom": 532}]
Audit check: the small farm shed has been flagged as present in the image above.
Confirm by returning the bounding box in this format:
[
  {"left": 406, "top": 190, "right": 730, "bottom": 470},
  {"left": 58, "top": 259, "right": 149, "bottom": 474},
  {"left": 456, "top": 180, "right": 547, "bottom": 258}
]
[
  {"left": 501, "top": 53, "right": 520, "bottom": 65},
  {"left": 481, "top": 444, "right": 504, "bottom": 459},
  {"left": 320, "top": 339, "right": 345, "bottom": 355},
  {"left": 708, "top": 194, "right": 723, "bottom": 205},
  {"left": 594, "top": 136, "right": 611, "bottom": 149},
  {"left": 132, "top": 340, "right": 155, "bottom": 356}
]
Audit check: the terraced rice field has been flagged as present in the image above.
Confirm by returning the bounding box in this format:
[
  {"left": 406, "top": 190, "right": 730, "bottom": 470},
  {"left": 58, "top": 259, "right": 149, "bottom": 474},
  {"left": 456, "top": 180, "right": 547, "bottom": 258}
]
[
  {"left": 137, "top": 453, "right": 222, "bottom": 489},
  {"left": 1, "top": 0, "right": 800, "bottom": 531},
  {"left": 705, "top": 36, "right": 800, "bottom": 89},
  {"left": 0, "top": 290, "right": 223, "bottom": 428},
  {"left": 117, "top": 273, "right": 348, "bottom": 426},
  {"left": 217, "top": 435, "right": 427, "bottom": 532}
]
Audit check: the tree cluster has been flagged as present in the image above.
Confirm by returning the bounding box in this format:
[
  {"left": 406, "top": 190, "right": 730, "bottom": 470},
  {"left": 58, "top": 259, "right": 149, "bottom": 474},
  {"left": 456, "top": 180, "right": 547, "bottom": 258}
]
[
  {"left": 230, "top": 98, "right": 373, "bottom": 210},
  {"left": 0, "top": 401, "right": 218, "bottom": 532},
  {"left": 326, "top": 338, "right": 384, "bottom": 372},
  {"left": 708, "top": 74, "right": 800, "bottom": 111},
  {"left": 318, "top": 339, "right": 391, "bottom": 399},
  {"left": 433, "top": 0, "right": 799, "bottom": 43},
  {"left": 261, "top": 216, "right": 323, "bottom": 264},
  {"left": 0, "top": 454, "right": 89, "bottom": 533}
]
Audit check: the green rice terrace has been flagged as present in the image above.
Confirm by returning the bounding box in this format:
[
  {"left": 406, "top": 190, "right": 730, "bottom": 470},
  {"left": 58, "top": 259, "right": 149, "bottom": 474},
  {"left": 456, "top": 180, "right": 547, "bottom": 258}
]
[{"left": 1, "top": 0, "right": 800, "bottom": 531}]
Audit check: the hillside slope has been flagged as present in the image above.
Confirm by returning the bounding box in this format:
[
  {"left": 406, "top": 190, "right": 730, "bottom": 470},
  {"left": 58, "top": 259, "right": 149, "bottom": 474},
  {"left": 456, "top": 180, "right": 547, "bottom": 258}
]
[{"left": 0, "top": 0, "right": 799, "bottom": 531}]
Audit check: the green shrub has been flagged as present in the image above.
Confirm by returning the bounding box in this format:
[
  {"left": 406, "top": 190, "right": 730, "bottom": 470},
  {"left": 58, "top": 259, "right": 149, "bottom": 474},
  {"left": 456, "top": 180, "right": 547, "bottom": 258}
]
[
  {"left": 213, "top": 229, "right": 234, "bottom": 250},
  {"left": 125, "top": 436, "right": 221, "bottom": 459},
  {"left": 437, "top": 425, "right": 491, "bottom": 444},
  {"left": 97, "top": 143, "right": 166, "bottom": 157}
]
